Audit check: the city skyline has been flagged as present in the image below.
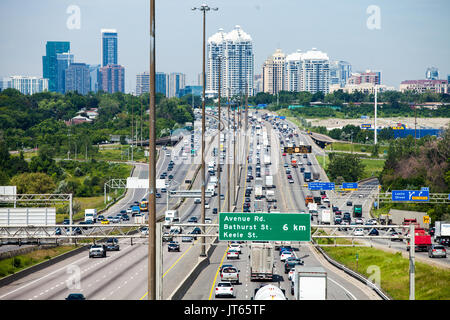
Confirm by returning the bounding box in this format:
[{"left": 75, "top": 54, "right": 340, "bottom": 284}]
[{"left": 1, "top": 0, "right": 449, "bottom": 93}]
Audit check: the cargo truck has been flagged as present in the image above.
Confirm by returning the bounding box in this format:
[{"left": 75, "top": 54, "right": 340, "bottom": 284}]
[
  {"left": 84, "top": 209, "right": 98, "bottom": 223},
  {"left": 131, "top": 206, "right": 141, "bottom": 217},
  {"left": 265, "top": 190, "right": 276, "bottom": 202},
  {"left": 303, "top": 171, "right": 312, "bottom": 182},
  {"left": 293, "top": 266, "right": 327, "bottom": 300},
  {"left": 305, "top": 196, "right": 314, "bottom": 207},
  {"left": 265, "top": 175, "right": 273, "bottom": 188},
  {"left": 264, "top": 155, "right": 271, "bottom": 165},
  {"left": 164, "top": 210, "right": 179, "bottom": 226},
  {"left": 255, "top": 178, "right": 264, "bottom": 199},
  {"left": 319, "top": 209, "right": 331, "bottom": 225},
  {"left": 406, "top": 227, "right": 432, "bottom": 252},
  {"left": 434, "top": 221, "right": 450, "bottom": 243},
  {"left": 313, "top": 172, "right": 320, "bottom": 181},
  {"left": 353, "top": 204, "right": 363, "bottom": 218},
  {"left": 250, "top": 242, "right": 274, "bottom": 281}
]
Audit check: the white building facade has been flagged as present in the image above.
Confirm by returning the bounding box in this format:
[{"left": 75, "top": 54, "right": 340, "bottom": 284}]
[
  {"left": 207, "top": 25, "right": 254, "bottom": 98},
  {"left": 3, "top": 76, "right": 48, "bottom": 95}
]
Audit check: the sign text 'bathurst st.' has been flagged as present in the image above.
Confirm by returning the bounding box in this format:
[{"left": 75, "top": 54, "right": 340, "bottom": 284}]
[{"left": 219, "top": 212, "right": 311, "bottom": 242}]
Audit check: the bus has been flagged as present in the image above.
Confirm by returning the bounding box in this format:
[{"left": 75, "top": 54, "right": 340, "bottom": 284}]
[{"left": 140, "top": 201, "right": 149, "bottom": 212}]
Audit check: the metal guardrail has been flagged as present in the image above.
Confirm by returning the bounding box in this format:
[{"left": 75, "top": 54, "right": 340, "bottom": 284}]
[{"left": 312, "top": 240, "right": 392, "bottom": 300}]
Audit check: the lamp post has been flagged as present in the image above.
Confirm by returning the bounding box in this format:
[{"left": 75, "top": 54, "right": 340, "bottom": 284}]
[
  {"left": 192, "top": 3, "right": 218, "bottom": 257},
  {"left": 217, "top": 54, "right": 223, "bottom": 213},
  {"left": 148, "top": 0, "right": 157, "bottom": 300}
]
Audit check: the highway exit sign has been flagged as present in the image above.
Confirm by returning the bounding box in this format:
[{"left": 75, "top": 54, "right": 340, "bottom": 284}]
[{"left": 219, "top": 212, "right": 311, "bottom": 242}]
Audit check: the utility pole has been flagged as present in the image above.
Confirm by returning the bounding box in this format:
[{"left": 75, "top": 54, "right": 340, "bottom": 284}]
[
  {"left": 409, "top": 223, "right": 415, "bottom": 300},
  {"left": 374, "top": 85, "right": 378, "bottom": 145},
  {"left": 148, "top": 0, "right": 157, "bottom": 300},
  {"left": 192, "top": 3, "right": 218, "bottom": 257}
]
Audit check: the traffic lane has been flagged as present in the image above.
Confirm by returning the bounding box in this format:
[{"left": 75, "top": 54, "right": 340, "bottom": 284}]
[{"left": 0, "top": 238, "right": 147, "bottom": 300}]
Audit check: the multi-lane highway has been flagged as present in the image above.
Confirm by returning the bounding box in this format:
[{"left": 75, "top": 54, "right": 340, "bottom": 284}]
[{"left": 0, "top": 108, "right": 445, "bottom": 301}]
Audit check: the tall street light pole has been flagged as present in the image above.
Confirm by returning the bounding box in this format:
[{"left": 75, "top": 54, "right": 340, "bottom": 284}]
[
  {"left": 192, "top": 3, "right": 218, "bottom": 257},
  {"left": 148, "top": 0, "right": 157, "bottom": 300},
  {"left": 374, "top": 85, "right": 378, "bottom": 145},
  {"left": 227, "top": 92, "right": 231, "bottom": 213},
  {"left": 217, "top": 55, "right": 222, "bottom": 213}
]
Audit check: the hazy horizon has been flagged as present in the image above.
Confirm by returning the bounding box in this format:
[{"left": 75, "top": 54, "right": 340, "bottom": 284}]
[{"left": 1, "top": 0, "right": 449, "bottom": 93}]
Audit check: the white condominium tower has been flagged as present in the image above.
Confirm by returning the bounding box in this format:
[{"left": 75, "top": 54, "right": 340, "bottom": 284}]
[
  {"left": 285, "top": 50, "right": 304, "bottom": 93},
  {"left": 262, "top": 48, "right": 330, "bottom": 95},
  {"left": 207, "top": 25, "right": 254, "bottom": 98},
  {"left": 300, "top": 48, "right": 330, "bottom": 94}
]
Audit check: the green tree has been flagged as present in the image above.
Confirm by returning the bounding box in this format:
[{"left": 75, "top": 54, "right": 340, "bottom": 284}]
[
  {"left": 327, "top": 153, "right": 366, "bottom": 182},
  {"left": 10, "top": 172, "right": 56, "bottom": 194}
]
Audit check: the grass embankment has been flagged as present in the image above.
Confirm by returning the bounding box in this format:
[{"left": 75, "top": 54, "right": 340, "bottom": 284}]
[
  {"left": 0, "top": 245, "right": 75, "bottom": 278},
  {"left": 96, "top": 146, "right": 147, "bottom": 162},
  {"left": 316, "top": 237, "right": 450, "bottom": 300},
  {"left": 325, "top": 142, "right": 389, "bottom": 156},
  {"left": 316, "top": 154, "right": 385, "bottom": 181}
]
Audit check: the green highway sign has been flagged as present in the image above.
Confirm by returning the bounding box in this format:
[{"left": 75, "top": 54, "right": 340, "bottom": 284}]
[{"left": 219, "top": 212, "right": 311, "bottom": 242}]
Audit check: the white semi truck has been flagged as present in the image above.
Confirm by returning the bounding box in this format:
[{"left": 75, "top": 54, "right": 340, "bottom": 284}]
[
  {"left": 293, "top": 266, "right": 327, "bottom": 300},
  {"left": 250, "top": 242, "right": 274, "bottom": 281},
  {"left": 319, "top": 209, "right": 331, "bottom": 225},
  {"left": 85, "top": 209, "right": 98, "bottom": 223},
  {"left": 265, "top": 175, "right": 273, "bottom": 188},
  {"left": 434, "top": 221, "right": 450, "bottom": 243},
  {"left": 164, "top": 210, "right": 179, "bottom": 226}
]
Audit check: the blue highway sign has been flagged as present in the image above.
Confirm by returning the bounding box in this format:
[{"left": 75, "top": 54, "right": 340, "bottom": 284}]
[
  {"left": 308, "top": 182, "right": 335, "bottom": 191},
  {"left": 392, "top": 190, "right": 429, "bottom": 202}
]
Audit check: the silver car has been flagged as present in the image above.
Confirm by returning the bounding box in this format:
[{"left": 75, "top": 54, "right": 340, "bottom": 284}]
[{"left": 428, "top": 245, "right": 447, "bottom": 258}]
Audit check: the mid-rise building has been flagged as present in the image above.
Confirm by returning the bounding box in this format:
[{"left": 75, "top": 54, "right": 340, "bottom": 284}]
[
  {"left": 56, "top": 52, "right": 74, "bottom": 94},
  {"left": 136, "top": 71, "right": 168, "bottom": 96},
  {"left": 425, "top": 67, "right": 439, "bottom": 80},
  {"left": 168, "top": 73, "right": 186, "bottom": 98},
  {"left": 329, "top": 60, "right": 352, "bottom": 87},
  {"left": 178, "top": 85, "right": 203, "bottom": 98},
  {"left": 330, "top": 83, "right": 395, "bottom": 94},
  {"left": 2, "top": 76, "right": 48, "bottom": 95},
  {"left": 207, "top": 25, "right": 254, "bottom": 97},
  {"left": 65, "top": 63, "right": 91, "bottom": 95},
  {"left": 136, "top": 71, "right": 150, "bottom": 96},
  {"left": 348, "top": 70, "right": 381, "bottom": 85},
  {"left": 99, "top": 64, "right": 125, "bottom": 93},
  {"left": 262, "top": 49, "right": 286, "bottom": 95},
  {"left": 101, "top": 29, "right": 118, "bottom": 67},
  {"left": 42, "top": 41, "right": 70, "bottom": 92},
  {"left": 253, "top": 74, "right": 263, "bottom": 94},
  {"left": 399, "top": 80, "right": 448, "bottom": 94},
  {"left": 88, "top": 64, "right": 101, "bottom": 93}
]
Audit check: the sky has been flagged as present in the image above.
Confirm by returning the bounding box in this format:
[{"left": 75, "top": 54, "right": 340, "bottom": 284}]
[{"left": 1, "top": 0, "right": 449, "bottom": 93}]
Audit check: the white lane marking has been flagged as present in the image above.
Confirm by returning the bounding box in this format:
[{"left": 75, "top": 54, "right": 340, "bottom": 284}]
[
  {"left": 0, "top": 240, "right": 145, "bottom": 299},
  {"left": 328, "top": 277, "right": 357, "bottom": 300}
]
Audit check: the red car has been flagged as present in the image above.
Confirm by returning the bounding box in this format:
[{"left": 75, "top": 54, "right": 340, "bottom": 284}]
[
  {"left": 282, "top": 153, "right": 286, "bottom": 156},
  {"left": 287, "top": 174, "right": 293, "bottom": 179}
]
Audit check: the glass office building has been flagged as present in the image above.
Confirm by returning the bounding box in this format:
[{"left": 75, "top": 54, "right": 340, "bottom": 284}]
[
  {"left": 42, "top": 41, "right": 70, "bottom": 92},
  {"left": 101, "top": 29, "right": 118, "bottom": 67}
]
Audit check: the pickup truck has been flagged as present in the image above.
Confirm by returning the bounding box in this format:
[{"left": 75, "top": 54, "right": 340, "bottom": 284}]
[
  {"left": 89, "top": 244, "right": 106, "bottom": 258},
  {"left": 220, "top": 266, "right": 240, "bottom": 284}
]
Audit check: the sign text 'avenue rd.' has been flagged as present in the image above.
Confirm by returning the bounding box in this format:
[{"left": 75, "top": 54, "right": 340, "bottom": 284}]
[{"left": 219, "top": 212, "right": 311, "bottom": 242}]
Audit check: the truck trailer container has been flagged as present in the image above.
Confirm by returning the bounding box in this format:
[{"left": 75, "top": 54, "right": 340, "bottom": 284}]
[
  {"left": 250, "top": 242, "right": 274, "bottom": 281},
  {"left": 293, "top": 266, "right": 327, "bottom": 300}
]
